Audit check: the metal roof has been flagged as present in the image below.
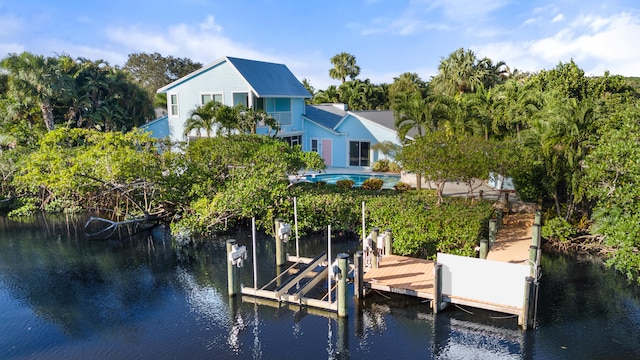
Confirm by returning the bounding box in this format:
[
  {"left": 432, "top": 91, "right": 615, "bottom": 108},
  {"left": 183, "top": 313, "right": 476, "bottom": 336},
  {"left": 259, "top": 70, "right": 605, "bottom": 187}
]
[
  {"left": 157, "top": 56, "right": 311, "bottom": 98},
  {"left": 304, "top": 104, "right": 348, "bottom": 129},
  {"left": 227, "top": 57, "right": 311, "bottom": 98}
]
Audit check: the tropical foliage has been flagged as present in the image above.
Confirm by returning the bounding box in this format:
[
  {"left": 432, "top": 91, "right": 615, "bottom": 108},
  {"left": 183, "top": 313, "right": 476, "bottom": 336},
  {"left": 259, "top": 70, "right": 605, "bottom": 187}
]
[{"left": 3, "top": 48, "right": 640, "bottom": 280}]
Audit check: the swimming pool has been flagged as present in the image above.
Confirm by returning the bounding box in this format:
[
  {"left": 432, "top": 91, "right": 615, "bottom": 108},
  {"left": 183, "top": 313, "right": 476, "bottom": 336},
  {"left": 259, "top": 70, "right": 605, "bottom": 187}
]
[{"left": 305, "top": 173, "right": 400, "bottom": 189}]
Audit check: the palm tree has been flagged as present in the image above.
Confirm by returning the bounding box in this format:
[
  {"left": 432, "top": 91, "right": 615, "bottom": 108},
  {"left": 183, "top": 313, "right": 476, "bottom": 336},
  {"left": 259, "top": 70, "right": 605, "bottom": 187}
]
[
  {"left": 393, "top": 92, "right": 446, "bottom": 141},
  {"left": 393, "top": 91, "right": 448, "bottom": 190},
  {"left": 469, "top": 85, "right": 500, "bottom": 140},
  {"left": 431, "top": 48, "right": 489, "bottom": 96},
  {"left": 1, "top": 52, "right": 71, "bottom": 131},
  {"left": 388, "top": 72, "right": 428, "bottom": 109},
  {"left": 495, "top": 79, "right": 542, "bottom": 139},
  {"left": 313, "top": 85, "right": 340, "bottom": 104},
  {"left": 329, "top": 52, "right": 360, "bottom": 84},
  {"left": 522, "top": 94, "right": 596, "bottom": 219},
  {"left": 184, "top": 101, "right": 220, "bottom": 138}
]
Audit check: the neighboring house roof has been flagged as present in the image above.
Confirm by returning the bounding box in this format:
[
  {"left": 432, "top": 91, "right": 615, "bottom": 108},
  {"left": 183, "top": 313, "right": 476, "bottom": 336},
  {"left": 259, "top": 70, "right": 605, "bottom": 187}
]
[
  {"left": 304, "top": 104, "right": 347, "bottom": 129},
  {"left": 157, "top": 56, "right": 311, "bottom": 98},
  {"left": 139, "top": 115, "right": 170, "bottom": 138}
]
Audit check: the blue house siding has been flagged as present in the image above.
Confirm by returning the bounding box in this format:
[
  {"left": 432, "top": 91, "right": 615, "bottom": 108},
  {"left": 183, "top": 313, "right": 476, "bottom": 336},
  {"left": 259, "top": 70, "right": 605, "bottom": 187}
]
[
  {"left": 157, "top": 57, "right": 310, "bottom": 143},
  {"left": 335, "top": 114, "right": 402, "bottom": 164},
  {"left": 303, "top": 118, "right": 348, "bottom": 167},
  {"left": 151, "top": 56, "right": 405, "bottom": 169}
]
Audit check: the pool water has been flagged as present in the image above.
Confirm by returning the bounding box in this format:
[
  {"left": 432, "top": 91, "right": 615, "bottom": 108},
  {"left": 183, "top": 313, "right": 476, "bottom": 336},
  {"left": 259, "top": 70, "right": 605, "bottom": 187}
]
[{"left": 306, "top": 173, "right": 400, "bottom": 189}]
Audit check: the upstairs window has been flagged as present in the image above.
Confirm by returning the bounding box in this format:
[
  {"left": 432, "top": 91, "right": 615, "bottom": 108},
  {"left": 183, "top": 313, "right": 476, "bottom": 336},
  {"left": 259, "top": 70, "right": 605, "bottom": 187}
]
[
  {"left": 201, "top": 93, "right": 222, "bottom": 105},
  {"left": 170, "top": 94, "right": 178, "bottom": 116}
]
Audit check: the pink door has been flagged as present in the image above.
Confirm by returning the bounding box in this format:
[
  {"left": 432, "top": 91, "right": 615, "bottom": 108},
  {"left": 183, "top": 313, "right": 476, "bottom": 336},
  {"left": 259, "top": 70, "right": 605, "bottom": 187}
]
[{"left": 321, "top": 139, "right": 332, "bottom": 166}]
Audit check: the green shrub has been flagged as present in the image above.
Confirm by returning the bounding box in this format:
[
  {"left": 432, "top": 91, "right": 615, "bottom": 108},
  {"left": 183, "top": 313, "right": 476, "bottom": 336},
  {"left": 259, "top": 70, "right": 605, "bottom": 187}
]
[
  {"left": 542, "top": 217, "right": 575, "bottom": 242},
  {"left": 372, "top": 159, "right": 390, "bottom": 172},
  {"left": 362, "top": 178, "right": 384, "bottom": 190},
  {"left": 336, "top": 179, "right": 355, "bottom": 189},
  {"left": 388, "top": 162, "right": 401, "bottom": 173},
  {"left": 286, "top": 187, "right": 494, "bottom": 258},
  {"left": 394, "top": 181, "right": 412, "bottom": 191}
]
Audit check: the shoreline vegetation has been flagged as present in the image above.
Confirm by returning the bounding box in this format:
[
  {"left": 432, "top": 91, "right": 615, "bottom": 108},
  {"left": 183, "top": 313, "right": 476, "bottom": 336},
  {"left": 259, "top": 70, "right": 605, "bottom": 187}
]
[{"left": 1, "top": 49, "right": 640, "bottom": 282}]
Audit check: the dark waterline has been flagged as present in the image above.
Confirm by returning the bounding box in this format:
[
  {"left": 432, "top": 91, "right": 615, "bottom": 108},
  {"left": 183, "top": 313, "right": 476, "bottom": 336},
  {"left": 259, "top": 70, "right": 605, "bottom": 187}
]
[{"left": 1, "top": 215, "right": 639, "bottom": 359}]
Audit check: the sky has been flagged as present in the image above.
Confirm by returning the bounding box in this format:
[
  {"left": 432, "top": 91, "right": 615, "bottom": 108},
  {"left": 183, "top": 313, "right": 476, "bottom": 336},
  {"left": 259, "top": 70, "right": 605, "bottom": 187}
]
[{"left": 1, "top": 0, "right": 640, "bottom": 90}]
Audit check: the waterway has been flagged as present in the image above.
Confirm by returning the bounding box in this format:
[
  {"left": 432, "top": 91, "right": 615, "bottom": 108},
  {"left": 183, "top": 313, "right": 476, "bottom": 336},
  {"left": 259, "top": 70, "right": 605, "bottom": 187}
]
[{"left": 1, "top": 215, "right": 639, "bottom": 359}]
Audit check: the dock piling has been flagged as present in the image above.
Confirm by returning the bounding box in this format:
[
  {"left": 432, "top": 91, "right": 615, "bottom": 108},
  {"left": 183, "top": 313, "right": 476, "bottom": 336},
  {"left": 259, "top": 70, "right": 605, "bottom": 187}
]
[
  {"left": 488, "top": 219, "right": 497, "bottom": 248},
  {"left": 370, "top": 228, "right": 379, "bottom": 269},
  {"left": 354, "top": 251, "right": 364, "bottom": 299},
  {"left": 521, "top": 276, "right": 536, "bottom": 329},
  {"left": 479, "top": 238, "right": 488, "bottom": 259},
  {"left": 384, "top": 229, "right": 393, "bottom": 256},
  {"left": 275, "top": 218, "right": 286, "bottom": 267},
  {"left": 226, "top": 239, "right": 240, "bottom": 296},
  {"left": 337, "top": 253, "right": 349, "bottom": 317},
  {"left": 433, "top": 263, "right": 444, "bottom": 313}
]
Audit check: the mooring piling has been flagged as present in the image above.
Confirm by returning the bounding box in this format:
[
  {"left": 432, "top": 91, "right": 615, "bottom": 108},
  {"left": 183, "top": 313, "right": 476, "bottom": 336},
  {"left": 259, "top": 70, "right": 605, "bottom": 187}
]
[
  {"left": 370, "top": 228, "right": 379, "bottom": 269},
  {"left": 384, "top": 229, "right": 393, "bottom": 256},
  {"left": 489, "top": 219, "right": 497, "bottom": 248},
  {"left": 275, "top": 218, "right": 286, "bottom": 267},
  {"left": 354, "top": 250, "right": 364, "bottom": 299},
  {"left": 337, "top": 253, "right": 349, "bottom": 317},
  {"left": 480, "top": 238, "right": 489, "bottom": 259},
  {"left": 226, "top": 239, "right": 240, "bottom": 296},
  {"left": 433, "top": 262, "right": 444, "bottom": 313}
]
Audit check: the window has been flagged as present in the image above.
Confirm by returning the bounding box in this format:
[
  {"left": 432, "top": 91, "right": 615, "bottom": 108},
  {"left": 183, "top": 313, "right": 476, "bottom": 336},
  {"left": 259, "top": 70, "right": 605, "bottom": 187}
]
[
  {"left": 233, "top": 93, "right": 248, "bottom": 107},
  {"left": 282, "top": 135, "right": 301, "bottom": 147},
  {"left": 275, "top": 98, "right": 291, "bottom": 112},
  {"left": 201, "top": 93, "right": 222, "bottom": 105},
  {"left": 349, "top": 141, "right": 370, "bottom": 166},
  {"left": 311, "top": 139, "right": 319, "bottom": 153},
  {"left": 170, "top": 94, "right": 178, "bottom": 116},
  {"left": 255, "top": 97, "right": 265, "bottom": 111}
]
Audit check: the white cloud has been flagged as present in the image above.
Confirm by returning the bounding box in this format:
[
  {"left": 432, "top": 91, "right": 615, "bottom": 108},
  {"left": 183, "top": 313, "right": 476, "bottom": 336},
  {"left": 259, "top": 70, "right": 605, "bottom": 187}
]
[
  {"left": 551, "top": 14, "right": 564, "bottom": 23},
  {"left": 475, "top": 12, "right": 640, "bottom": 76},
  {"left": 199, "top": 15, "right": 222, "bottom": 32}
]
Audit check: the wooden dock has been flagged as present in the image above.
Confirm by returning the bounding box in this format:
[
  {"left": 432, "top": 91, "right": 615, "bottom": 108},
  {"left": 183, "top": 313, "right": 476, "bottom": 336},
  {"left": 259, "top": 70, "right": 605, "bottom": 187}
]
[
  {"left": 487, "top": 213, "right": 534, "bottom": 264},
  {"left": 363, "top": 255, "right": 435, "bottom": 299},
  {"left": 360, "top": 211, "right": 539, "bottom": 328}
]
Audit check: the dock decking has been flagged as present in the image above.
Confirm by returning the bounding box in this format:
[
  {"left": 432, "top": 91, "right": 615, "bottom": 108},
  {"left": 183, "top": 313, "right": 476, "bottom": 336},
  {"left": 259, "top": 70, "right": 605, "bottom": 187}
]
[
  {"left": 487, "top": 213, "right": 534, "bottom": 264},
  {"left": 363, "top": 255, "right": 435, "bottom": 299},
  {"left": 361, "top": 212, "right": 537, "bottom": 328}
]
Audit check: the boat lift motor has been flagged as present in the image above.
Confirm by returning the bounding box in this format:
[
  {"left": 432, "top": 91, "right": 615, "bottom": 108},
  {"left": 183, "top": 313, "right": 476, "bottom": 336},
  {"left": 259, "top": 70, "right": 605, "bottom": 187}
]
[
  {"left": 228, "top": 244, "right": 248, "bottom": 268},
  {"left": 278, "top": 222, "right": 292, "bottom": 243}
]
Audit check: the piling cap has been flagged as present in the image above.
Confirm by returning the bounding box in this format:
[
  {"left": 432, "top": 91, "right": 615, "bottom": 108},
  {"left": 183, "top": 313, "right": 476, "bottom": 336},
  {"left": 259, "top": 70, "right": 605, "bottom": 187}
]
[{"left": 337, "top": 253, "right": 349, "bottom": 260}]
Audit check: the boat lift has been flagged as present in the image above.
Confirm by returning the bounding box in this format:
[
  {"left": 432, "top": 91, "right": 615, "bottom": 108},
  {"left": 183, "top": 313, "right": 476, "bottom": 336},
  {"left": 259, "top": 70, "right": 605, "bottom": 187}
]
[{"left": 227, "top": 198, "right": 349, "bottom": 316}]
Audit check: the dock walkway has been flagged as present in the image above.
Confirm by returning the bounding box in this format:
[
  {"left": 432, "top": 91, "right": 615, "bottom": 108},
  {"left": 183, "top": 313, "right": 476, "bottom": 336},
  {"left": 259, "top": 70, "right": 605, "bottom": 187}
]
[{"left": 487, "top": 213, "right": 534, "bottom": 264}]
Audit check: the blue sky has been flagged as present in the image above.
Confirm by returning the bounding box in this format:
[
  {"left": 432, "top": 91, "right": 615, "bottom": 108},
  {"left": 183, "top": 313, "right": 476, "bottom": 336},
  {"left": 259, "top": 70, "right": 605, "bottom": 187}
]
[{"left": 2, "top": 0, "right": 639, "bottom": 90}]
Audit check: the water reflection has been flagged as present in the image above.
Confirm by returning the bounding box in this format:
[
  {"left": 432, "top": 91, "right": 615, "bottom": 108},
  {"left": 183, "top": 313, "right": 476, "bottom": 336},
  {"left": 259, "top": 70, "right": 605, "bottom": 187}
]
[{"left": 1, "top": 215, "right": 640, "bottom": 359}]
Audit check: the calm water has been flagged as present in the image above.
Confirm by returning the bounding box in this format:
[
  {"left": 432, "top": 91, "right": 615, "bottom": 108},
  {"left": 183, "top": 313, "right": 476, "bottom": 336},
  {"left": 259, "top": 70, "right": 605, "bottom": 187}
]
[{"left": 1, "top": 215, "right": 639, "bottom": 359}]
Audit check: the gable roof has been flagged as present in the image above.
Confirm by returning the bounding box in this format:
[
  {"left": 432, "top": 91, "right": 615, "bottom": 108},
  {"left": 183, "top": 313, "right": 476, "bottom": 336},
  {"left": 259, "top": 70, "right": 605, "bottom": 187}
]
[
  {"left": 157, "top": 56, "right": 311, "bottom": 98},
  {"left": 304, "top": 104, "right": 348, "bottom": 129},
  {"left": 304, "top": 105, "right": 417, "bottom": 140},
  {"left": 352, "top": 110, "right": 417, "bottom": 140}
]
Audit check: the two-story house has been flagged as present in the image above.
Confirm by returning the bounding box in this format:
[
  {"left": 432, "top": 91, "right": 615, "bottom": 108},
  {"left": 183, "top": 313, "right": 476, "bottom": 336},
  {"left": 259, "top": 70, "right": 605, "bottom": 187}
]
[{"left": 142, "top": 56, "right": 407, "bottom": 168}]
